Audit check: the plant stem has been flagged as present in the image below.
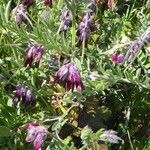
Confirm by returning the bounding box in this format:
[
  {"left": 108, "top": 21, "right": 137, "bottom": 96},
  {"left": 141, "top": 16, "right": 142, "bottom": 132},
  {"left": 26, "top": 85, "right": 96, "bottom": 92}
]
[
  {"left": 81, "top": 39, "right": 85, "bottom": 65},
  {"left": 127, "top": 129, "right": 134, "bottom": 150}
]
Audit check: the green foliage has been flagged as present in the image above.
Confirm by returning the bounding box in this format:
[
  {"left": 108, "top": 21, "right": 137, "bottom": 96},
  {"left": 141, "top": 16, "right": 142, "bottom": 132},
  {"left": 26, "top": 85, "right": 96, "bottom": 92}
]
[{"left": 0, "top": 0, "right": 150, "bottom": 149}]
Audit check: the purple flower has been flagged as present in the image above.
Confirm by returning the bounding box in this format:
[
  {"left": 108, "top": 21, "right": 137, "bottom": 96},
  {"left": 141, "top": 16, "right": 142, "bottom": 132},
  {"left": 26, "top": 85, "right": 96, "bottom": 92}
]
[
  {"left": 112, "top": 53, "right": 124, "bottom": 64},
  {"left": 12, "top": 85, "right": 35, "bottom": 106},
  {"left": 14, "top": 4, "right": 28, "bottom": 25},
  {"left": 26, "top": 123, "right": 48, "bottom": 150},
  {"left": 54, "top": 62, "right": 84, "bottom": 92},
  {"left": 100, "top": 130, "right": 122, "bottom": 144},
  {"left": 13, "top": 97, "right": 20, "bottom": 105},
  {"left": 24, "top": 42, "right": 45, "bottom": 68},
  {"left": 60, "top": 6, "right": 72, "bottom": 35},
  {"left": 112, "top": 53, "right": 118, "bottom": 64},
  {"left": 87, "top": 1, "right": 97, "bottom": 15},
  {"left": 125, "top": 30, "right": 150, "bottom": 63},
  {"left": 76, "top": 1, "right": 97, "bottom": 46},
  {"left": 140, "top": 29, "right": 150, "bottom": 43},
  {"left": 24, "top": 89, "right": 35, "bottom": 105},
  {"left": 60, "top": 16, "right": 72, "bottom": 35},
  {"left": 23, "top": 0, "right": 35, "bottom": 7},
  {"left": 77, "top": 13, "right": 96, "bottom": 45},
  {"left": 13, "top": 4, "right": 33, "bottom": 28},
  {"left": 118, "top": 54, "right": 125, "bottom": 63},
  {"left": 44, "top": 0, "right": 53, "bottom": 7},
  {"left": 13, "top": 85, "right": 26, "bottom": 105}
]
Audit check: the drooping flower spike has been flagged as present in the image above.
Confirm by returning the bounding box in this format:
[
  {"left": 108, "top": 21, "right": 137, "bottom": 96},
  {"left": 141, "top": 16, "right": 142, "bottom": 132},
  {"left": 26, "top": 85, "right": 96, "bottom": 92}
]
[
  {"left": 59, "top": 6, "right": 72, "bottom": 35},
  {"left": 26, "top": 123, "right": 48, "bottom": 150},
  {"left": 125, "top": 29, "right": 150, "bottom": 63},
  {"left": 54, "top": 62, "right": 84, "bottom": 92},
  {"left": 24, "top": 41, "right": 45, "bottom": 68},
  {"left": 77, "top": 13, "right": 96, "bottom": 46},
  {"left": 77, "top": 2, "right": 96, "bottom": 46}
]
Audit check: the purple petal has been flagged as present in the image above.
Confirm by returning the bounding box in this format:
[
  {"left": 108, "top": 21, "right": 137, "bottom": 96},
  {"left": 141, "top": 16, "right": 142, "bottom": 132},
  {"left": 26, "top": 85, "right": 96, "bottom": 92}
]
[
  {"left": 118, "top": 54, "right": 125, "bottom": 63},
  {"left": 13, "top": 97, "right": 19, "bottom": 105},
  {"left": 24, "top": 90, "right": 32, "bottom": 103},
  {"left": 34, "top": 134, "right": 43, "bottom": 150},
  {"left": 76, "top": 82, "right": 84, "bottom": 92},
  {"left": 26, "top": 129, "right": 37, "bottom": 143}
]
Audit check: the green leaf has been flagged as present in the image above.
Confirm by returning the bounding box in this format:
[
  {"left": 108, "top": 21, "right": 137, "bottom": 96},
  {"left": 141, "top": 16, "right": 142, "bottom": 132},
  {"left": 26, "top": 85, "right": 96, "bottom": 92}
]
[
  {"left": 0, "top": 126, "right": 12, "bottom": 137},
  {"left": 5, "top": 0, "right": 11, "bottom": 23}
]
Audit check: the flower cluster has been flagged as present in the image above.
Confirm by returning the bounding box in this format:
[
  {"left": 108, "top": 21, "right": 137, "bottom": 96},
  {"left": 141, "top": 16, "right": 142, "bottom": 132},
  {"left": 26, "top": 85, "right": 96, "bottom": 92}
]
[
  {"left": 77, "top": 2, "right": 96, "bottom": 45},
  {"left": 13, "top": 85, "right": 35, "bottom": 106},
  {"left": 24, "top": 41, "right": 45, "bottom": 68},
  {"left": 60, "top": 6, "right": 72, "bottom": 35},
  {"left": 54, "top": 62, "right": 84, "bottom": 92},
  {"left": 112, "top": 53, "right": 124, "bottom": 64},
  {"left": 100, "top": 130, "right": 122, "bottom": 144},
  {"left": 26, "top": 123, "right": 48, "bottom": 150},
  {"left": 125, "top": 30, "right": 150, "bottom": 63}
]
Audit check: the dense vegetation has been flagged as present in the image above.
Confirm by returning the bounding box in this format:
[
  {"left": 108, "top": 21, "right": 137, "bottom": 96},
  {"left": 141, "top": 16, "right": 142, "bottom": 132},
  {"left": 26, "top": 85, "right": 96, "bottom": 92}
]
[{"left": 0, "top": 0, "right": 149, "bottom": 149}]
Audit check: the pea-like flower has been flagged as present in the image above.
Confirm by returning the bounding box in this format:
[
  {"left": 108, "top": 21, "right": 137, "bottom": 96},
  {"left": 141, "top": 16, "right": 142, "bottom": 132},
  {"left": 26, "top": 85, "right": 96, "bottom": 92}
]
[
  {"left": 13, "top": 4, "right": 33, "bottom": 29},
  {"left": 61, "top": 16, "right": 72, "bottom": 34},
  {"left": 77, "top": 13, "right": 96, "bottom": 45},
  {"left": 13, "top": 85, "right": 26, "bottom": 105},
  {"left": 100, "top": 130, "right": 122, "bottom": 144},
  {"left": 23, "top": 0, "right": 35, "bottom": 7},
  {"left": 77, "top": 1, "right": 96, "bottom": 46},
  {"left": 112, "top": 53, "right": 124, "bottom": 64},
  {"left": 26, "top": 123, "right": 48, "bottom": 150},
  {"left": 54, "top": 62, "right": 84, "bottom": 92},
  {"left": 125, "top": 30, "right": 150, "bottom": 63},
  {"left": 14, "top": 4, "right": 28, "bottom": 25},
  {"left": 12, "top": 85, "right": 35, "bottom": 106},
  {"left": 60, "top": 7, "right": 72, "bottom": 35},
  {"left": 24, "top": 89, "right": 35, "bottom": 105},
  {"left": 24, "top": 42, "right": 45, "bottom": 68}
]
